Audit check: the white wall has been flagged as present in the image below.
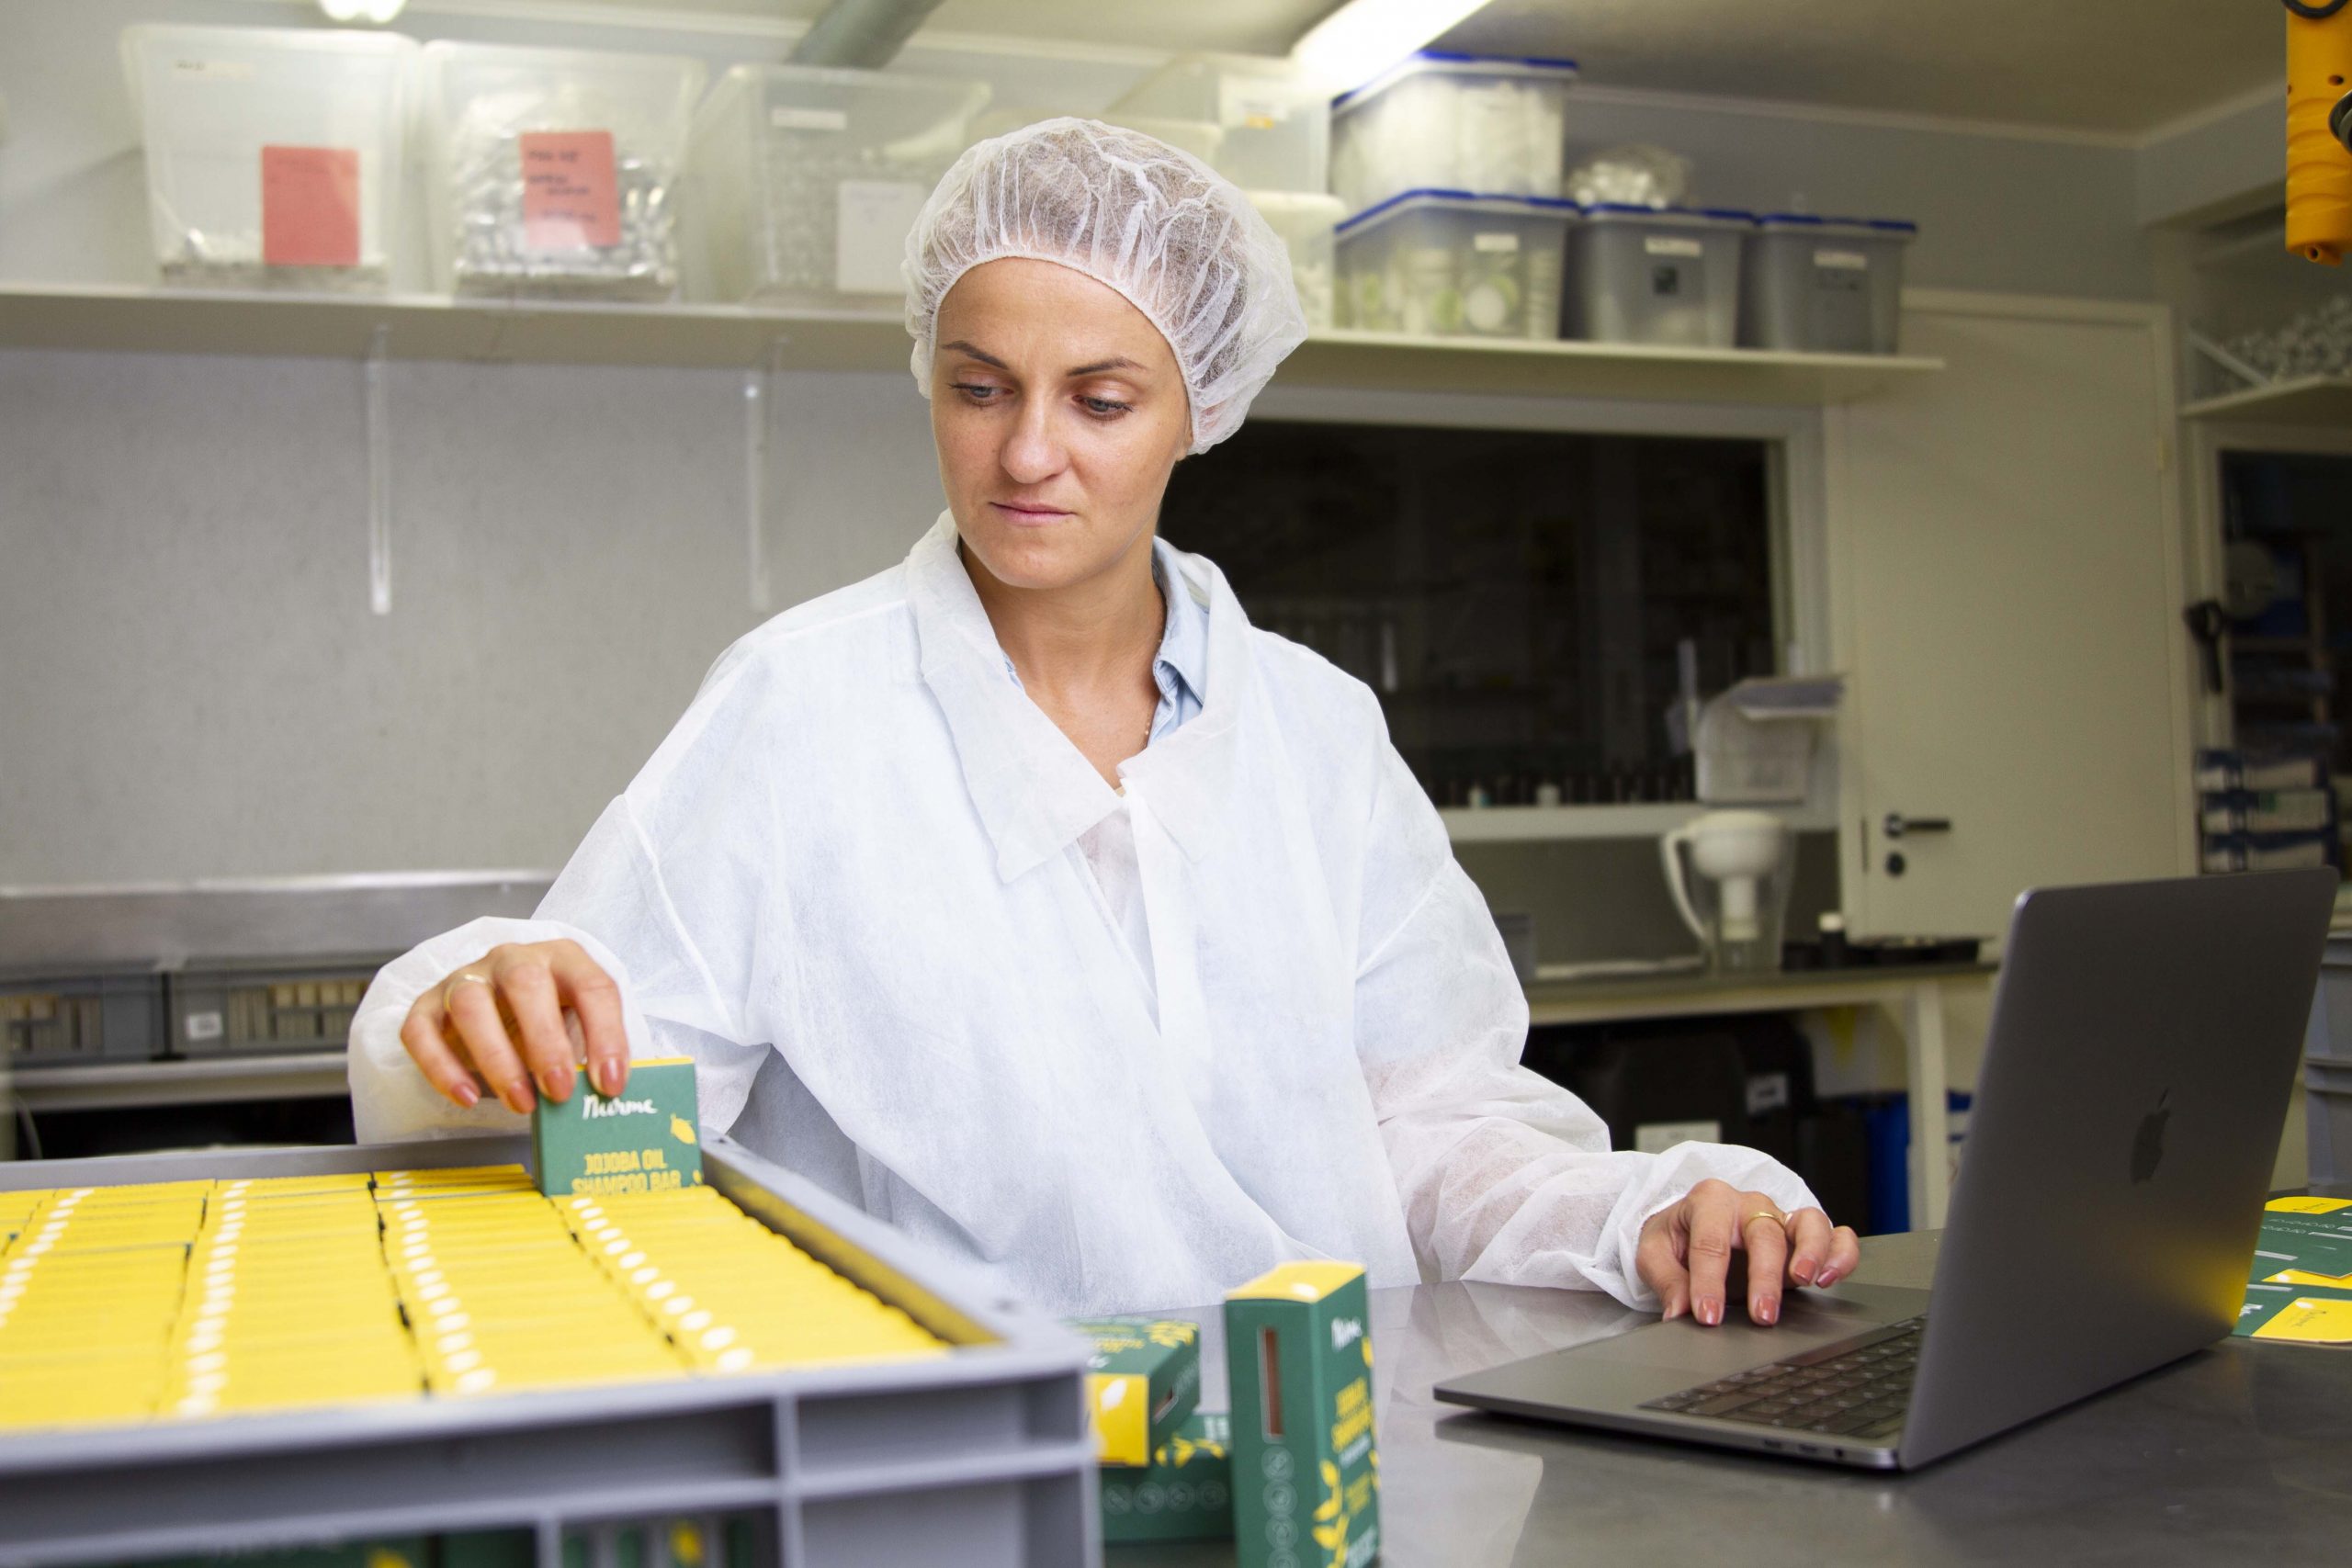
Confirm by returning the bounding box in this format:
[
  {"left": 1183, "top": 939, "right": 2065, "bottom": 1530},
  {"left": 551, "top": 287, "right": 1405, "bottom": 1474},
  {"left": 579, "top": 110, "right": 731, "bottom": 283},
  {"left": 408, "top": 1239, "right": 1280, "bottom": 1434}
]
[{"left": 0, "top": 0, "right": 2177, "bottom": 886}]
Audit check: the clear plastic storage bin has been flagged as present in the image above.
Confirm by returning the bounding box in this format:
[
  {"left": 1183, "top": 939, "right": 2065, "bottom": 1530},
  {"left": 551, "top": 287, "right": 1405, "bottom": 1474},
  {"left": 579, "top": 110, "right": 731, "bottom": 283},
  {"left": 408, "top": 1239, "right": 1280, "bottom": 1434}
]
[
  {"left": 119, "top": 26, "right": 415, "bottom": 291},
  {"left": 1568, "top": 205, "right": 1753, "bottom": 347},
  {"left": 690, "top": 63, "right": 989, "bottom": 309},
  {"left": 1249, "top": 190, "right": 1346, "bottom": 332},
  {"left": 1110, "top": 56, "right": 1329, "bottom": 194},
  {"left": 1329, "top": 51, "right": 1578, "bottom": 217},
  {"left": 418, "top": 41, "right": 705, "bottom": 300},
  {"left": 1338, "top": 191, "right": 1576, "bottom": 341},
  {"left": 1743, "top": 214, "right": 1917, "bottom": 354}
]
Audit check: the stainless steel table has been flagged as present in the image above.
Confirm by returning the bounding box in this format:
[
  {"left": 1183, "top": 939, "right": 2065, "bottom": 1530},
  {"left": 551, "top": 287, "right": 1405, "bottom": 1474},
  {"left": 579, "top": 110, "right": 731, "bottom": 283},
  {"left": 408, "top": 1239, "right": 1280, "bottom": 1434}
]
[{"left": 1111, "top": 1230, "right": 2352, "bottom": 1566}]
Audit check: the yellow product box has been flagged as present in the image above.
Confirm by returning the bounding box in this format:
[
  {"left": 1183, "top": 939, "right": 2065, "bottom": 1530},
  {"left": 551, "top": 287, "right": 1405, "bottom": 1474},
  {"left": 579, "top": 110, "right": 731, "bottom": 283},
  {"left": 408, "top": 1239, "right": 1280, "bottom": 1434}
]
[
  {"left": 371, "top": 1163, "right": 532, "bottom": 1185},
  {"left": 217, "top": 1172, "right": 375, "bottom": 1196}
]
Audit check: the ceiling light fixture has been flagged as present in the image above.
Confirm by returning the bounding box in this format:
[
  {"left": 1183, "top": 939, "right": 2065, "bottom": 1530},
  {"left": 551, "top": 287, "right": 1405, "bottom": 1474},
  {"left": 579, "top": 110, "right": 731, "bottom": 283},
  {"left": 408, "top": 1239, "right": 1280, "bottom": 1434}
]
[
  {"left": 317, "top": 0, "right": 408, "bottom": 24},
  {"left": 1290, "top": 0, "right": 1492, "bottom": 96}
]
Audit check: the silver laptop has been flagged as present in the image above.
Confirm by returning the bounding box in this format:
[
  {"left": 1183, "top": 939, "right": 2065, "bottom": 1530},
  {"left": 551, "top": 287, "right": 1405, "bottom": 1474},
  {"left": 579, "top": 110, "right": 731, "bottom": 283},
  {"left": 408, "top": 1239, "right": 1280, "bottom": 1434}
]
[{"left": 1434, "top": 869, "right": 2337, "bottom": 1471}]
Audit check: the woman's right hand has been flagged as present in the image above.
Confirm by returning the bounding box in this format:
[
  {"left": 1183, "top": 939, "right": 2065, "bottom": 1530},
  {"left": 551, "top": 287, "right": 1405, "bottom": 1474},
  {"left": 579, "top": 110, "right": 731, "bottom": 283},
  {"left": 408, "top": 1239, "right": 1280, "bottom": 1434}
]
[{"left": 399, "top": 940, "right": 630, "bottom": 1113}]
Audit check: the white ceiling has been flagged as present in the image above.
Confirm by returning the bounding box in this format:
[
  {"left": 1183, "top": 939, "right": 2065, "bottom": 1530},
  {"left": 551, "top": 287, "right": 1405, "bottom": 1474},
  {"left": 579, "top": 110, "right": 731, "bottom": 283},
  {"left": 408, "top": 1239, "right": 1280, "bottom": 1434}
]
[{"left": 502, "top": 0, "right": 2282, "bottom": 136}]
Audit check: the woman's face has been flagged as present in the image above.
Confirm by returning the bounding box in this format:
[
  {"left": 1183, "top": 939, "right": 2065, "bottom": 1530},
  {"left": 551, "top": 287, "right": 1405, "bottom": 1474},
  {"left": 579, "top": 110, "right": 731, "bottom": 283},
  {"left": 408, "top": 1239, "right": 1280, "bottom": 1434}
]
[{"left": 931, "top": 257, "right": 1192, "bottom": 593}]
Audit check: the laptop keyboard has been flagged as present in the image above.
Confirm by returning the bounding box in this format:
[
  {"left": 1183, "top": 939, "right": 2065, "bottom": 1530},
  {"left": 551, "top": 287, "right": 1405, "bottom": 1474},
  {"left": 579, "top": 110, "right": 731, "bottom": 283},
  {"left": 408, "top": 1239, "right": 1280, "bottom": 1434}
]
[{"left": 1638, "top": 1317, "right": 1924, "bottom": 1441}]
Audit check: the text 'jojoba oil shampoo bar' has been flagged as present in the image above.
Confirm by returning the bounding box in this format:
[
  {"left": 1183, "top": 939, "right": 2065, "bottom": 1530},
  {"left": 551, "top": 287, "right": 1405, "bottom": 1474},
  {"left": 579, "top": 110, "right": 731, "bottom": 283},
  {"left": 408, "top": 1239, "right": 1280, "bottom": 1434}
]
[
  {"left": 531, "top": 1057, "right": 703, "bottom": 1198},
  {"left": 1225, "top": 1261, "right": 1379, "bottom": 1568}
]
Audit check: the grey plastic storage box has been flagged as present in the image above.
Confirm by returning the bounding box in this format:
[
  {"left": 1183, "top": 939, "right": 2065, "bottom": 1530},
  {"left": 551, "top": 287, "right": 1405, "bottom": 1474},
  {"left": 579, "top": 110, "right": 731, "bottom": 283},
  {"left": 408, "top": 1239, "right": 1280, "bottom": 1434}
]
[
  {"left": 1329, "top": 51, "right": 1578, "bottom": 217},
  {"left": 1247, "top": 189, "right": 1345, "bottom": 332},
  {"left": 166, "top": 953, "right": 393, "bottom": 1056},
  {"left": 1742, "top": 214, "right": 1917, "bottom": 354},
  {"left": 1337, "top": 190, "right": 1576, "bottom": 340},
  {"left": 0, "top": 1133, "right": 1097, "bottom": 1568},
  {"left": 2310, "top": 1058, "right": 2352, "bottom": 1186},
  {"left": 0, "top": 963, "right": 166, "bottom": 1066},
  {"left": 2309, "top": 932, "right": 2352, "bottom": 1066},
  {"left": 1567, "top": 205, "right": 1752, "bottom": 348}
]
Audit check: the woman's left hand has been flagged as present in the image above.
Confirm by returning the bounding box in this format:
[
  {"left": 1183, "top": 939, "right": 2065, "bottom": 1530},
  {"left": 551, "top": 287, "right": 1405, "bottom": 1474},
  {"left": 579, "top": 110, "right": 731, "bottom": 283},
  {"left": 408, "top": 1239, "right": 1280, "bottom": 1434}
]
[{"left": 1635, "top": 1178, "right": 1862, "bottom": 1326}]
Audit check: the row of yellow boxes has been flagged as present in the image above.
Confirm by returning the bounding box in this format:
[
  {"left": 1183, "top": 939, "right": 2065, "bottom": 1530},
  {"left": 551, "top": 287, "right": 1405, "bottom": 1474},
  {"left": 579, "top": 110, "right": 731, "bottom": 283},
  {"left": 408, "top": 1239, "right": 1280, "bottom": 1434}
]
[{"left": 0, "top": 1165, "right": 946, "bottom": 1432}]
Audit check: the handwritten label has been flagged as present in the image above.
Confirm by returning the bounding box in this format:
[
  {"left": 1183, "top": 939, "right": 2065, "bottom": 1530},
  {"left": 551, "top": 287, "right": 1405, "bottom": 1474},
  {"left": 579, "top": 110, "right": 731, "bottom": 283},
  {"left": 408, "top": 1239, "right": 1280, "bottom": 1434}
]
[
  {"left": 1815, "top": 249, "right": 1870, "bottom": 270},
  {"left": 1644, "top": 235, "right": 1704, "bottom": 257},
  {"left": 520, "top": 130, "right": 620, "bottom": 253},
  {"left": 836, "top": 179, "right": 928, "bottom": 294},
  {"left": 261, "top": 145, "right": 361, "bottom": 268},
  {"left": 1472, "top": 231, "right": 1520, "bottom": 253}
]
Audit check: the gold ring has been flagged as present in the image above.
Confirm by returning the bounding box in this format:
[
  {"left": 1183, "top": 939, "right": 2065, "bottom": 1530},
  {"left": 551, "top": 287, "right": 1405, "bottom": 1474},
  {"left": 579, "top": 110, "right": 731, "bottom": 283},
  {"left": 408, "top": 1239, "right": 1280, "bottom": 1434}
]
[
  {"left": 443, "top": 972, "right": 493, "bottom": 1006},
  {"left": 1744, "top": 1209, "right": 1787, "bottom": 1229}
]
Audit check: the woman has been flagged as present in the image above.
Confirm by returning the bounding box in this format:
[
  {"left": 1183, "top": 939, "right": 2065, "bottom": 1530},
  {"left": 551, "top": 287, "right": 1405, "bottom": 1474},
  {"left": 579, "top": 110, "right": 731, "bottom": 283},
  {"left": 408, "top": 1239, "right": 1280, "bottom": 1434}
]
[{"left": 351, "top": 119, "right": 1858, "bottom": 1324}]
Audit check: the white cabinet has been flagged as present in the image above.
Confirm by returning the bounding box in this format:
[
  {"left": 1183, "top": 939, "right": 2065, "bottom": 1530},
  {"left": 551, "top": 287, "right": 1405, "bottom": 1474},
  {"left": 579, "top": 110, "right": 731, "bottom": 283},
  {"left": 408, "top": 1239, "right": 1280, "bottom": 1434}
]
[{"left": 1827, "top": 292, "right": 2197, "bottom": 942}]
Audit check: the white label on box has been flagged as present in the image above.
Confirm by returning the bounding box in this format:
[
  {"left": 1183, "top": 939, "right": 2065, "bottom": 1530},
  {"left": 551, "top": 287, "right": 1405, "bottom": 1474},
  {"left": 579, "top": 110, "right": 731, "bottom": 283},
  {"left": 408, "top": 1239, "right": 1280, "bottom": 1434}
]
[
  {"left": 772, "top": 106, "right": 850, "bottom": 132},
  {"left": 1634, "top": 1119, "right": 1722, "bottom": 1154},
  {"left": 1226, "top": 86, "right": 1293, "bottom": 129},
  {"left": 1815, "top": 249, "right": 1870, "bottom": 270},
  {"left": 171, "top": 58, "right": 256, "bottom": 81},
  {"left": 1472, "top": 231, "right": 1520, "bottom": 254},
  {"left": 1644, "top": 235, "right": 1704, "bottom": 257},
  {"left": 185, "top": 1010, "right": 224, "bottom": 1042},
  {"left": 836, "top": 180, "right": 928, "bottom": 294}
]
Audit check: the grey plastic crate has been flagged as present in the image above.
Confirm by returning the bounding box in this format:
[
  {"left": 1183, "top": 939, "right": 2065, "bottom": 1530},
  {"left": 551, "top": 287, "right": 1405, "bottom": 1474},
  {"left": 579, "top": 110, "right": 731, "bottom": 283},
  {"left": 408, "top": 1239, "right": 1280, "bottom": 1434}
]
[
  {"left": 2310, "top": 1058, "right": 2352, "bottom": 1187},
  {"left": 0, "top": 1134, "right": 1098, "bottom": 1568},
  {"left": 1566, "top": 205, "right": 1752, "bottom": 348},
  {"left": 0, "top": 964, "right": 166, "bottom": 1066},
  {"left": 2309, "top": 934, "right": 2352, "bottom": 1066},
  {"left": 166, "top": 954, "right": 392, "bottom": 1058},
  {"left": 1741, "top": 214, "right": 1916, "bottom": 355}
]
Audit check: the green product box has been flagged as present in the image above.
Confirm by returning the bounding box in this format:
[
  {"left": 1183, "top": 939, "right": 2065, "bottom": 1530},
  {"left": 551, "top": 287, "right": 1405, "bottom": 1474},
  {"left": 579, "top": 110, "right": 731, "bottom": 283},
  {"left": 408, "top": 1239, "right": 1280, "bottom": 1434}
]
[
  {"left": 1225, "top": 1262, "right": 1380, "bottom": 1568},
  {"left": 1067, "top": 1315, "right": 1201, "bottom": 1467},
  {"left": 530, "top": 1056, "right": 704, "bottom": 1199},
  {"left": 1101, "top": 1411, "right": 1235, "bottom": 1543}
]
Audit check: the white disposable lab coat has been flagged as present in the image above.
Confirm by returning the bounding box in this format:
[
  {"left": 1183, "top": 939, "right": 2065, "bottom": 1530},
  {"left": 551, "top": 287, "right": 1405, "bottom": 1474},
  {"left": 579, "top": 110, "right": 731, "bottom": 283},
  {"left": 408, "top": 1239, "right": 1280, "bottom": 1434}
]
[{"left": 350, "top": 514, "right": 1816, "bottom": 1315}]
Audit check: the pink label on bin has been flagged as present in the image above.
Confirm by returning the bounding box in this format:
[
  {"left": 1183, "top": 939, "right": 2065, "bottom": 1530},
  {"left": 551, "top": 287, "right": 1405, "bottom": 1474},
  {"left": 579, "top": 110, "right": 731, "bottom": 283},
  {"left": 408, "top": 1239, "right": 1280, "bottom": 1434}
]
[
  {"left": 520, "top": 130, "right": 620, "bottom": 252},
  {"left": 261, "top": 145, "right": 361, "bottom": 268}
]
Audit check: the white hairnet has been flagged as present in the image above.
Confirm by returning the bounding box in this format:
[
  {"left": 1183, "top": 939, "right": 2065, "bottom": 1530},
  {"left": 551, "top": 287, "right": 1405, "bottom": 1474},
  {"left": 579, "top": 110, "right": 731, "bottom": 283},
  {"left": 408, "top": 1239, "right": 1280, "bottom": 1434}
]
[{"left": 903, "top": 117, "right": 1308, "bottom": 454}]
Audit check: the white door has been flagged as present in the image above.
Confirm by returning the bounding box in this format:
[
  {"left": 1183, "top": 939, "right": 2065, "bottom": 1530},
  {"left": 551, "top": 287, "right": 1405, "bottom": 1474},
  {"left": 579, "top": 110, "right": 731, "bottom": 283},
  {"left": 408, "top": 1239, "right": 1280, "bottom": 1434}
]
[{"left": 1827, "top": 292, "right": 2198, "bottom": 942}]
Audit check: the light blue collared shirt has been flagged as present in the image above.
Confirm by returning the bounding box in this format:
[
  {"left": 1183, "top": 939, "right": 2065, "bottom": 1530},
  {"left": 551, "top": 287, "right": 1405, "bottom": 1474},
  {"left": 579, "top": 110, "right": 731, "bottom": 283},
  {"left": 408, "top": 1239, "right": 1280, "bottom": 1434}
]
[{"left": 1001, "top": 537, "right": 1207, "bottom": 742}]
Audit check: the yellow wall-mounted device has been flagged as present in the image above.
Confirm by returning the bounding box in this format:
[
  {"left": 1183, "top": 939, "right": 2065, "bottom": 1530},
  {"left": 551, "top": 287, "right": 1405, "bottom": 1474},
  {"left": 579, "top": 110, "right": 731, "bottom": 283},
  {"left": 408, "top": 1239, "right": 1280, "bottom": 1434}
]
[{"left": 2287, "top": 0, "right": 2352, "bottom": 264}]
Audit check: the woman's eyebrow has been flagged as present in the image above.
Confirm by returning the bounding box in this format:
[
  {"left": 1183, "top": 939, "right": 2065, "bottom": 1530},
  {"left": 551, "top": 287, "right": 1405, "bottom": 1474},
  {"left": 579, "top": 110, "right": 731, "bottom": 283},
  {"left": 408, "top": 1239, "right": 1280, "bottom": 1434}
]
[
  {"left": 1068, "top": 355, "right": 1141, "bottom": 376},
  {"left": 940, "top": 339, "right": 1007, "bottom": 369}
]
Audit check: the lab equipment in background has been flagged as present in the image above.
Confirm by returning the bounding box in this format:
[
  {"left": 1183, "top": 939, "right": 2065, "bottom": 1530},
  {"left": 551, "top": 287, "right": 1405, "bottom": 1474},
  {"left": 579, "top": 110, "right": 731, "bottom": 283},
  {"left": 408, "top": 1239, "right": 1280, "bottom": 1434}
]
[
  {"left": 1564, "top": 143, "right": 1692, "bottom": 209},
  {"left": 1491, "top": 911, "right": 1538, "bottom": 983},
  {"left": 1693, "top": 675, "right": 1842, "bottom": 805},
  {"left": 418, "top": 41, "right": 705, "bottom": 299},
  {"left": 1245, "top": 190, "right": 1345, "bottom": 331},
  {"left": 1328, "top": 51, "right": 1577, "bottom": 217},
  {"left": 1661, "top": 808, "right": 1795, "bottom": 976},
  {"left": 1567, "top": 205, "right": 1753, "bottom": 347},
  {"left": 1336, "top": 190, "right": 1574, "bottom": 339},
  {"left": 2312, "top": 934, "right": 2352, "bottom": 1184},
  {"left": 119, "top": 25, "right": 415, "bottom": 291},
  {"left": 167, "top": 954, "right": 390, "bottom": 1057},
  {"left": 1110, "top": 55, "right": 1330, "bottom": 193},
  {"left": 1742, "top": 214, "right": 1917, "bottom": 354},
  {"left": 688, "top": 62, "right": 989, "bottom": 309},
  {"left": 2196, "top": 747, "right": 2339, "bottom": 874},
  {"left": 0, "top": 964, "right": 164, "bottom": 1066}
]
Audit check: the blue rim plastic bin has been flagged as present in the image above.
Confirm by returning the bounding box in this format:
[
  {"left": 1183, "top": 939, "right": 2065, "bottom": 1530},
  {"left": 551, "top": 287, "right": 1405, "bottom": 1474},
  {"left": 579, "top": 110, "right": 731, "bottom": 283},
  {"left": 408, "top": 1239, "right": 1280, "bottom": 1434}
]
[{"left": 1742, "top": 213, "right": 1917, "bottom": 355}]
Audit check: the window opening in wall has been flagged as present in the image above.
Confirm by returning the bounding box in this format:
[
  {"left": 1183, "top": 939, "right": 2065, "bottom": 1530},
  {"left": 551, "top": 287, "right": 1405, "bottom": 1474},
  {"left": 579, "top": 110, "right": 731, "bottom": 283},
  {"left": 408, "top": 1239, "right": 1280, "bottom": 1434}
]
[{"left": 1160, "top": 420, "right": 1782, "bottom": 810}]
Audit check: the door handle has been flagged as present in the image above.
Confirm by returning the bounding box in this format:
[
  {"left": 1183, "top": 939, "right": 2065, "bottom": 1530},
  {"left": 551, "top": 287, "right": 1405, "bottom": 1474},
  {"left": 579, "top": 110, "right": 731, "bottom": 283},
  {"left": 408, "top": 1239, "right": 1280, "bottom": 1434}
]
[{"left": 1883, "top": 813, "right": 1951, "bottom": 840}]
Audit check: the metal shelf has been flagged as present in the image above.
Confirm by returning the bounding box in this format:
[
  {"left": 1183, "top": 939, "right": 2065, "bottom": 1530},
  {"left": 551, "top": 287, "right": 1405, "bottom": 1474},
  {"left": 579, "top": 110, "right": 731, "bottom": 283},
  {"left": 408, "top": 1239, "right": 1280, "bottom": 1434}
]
[
  {"left": 4, "top": 1052, "right": 348, "bottom": 1113},
  {"left": 0, "top": 284, "right": 1942, "bottom": 407},
  {"left": 1441, "top": 800, "right": 1838, "bottom": 844},
  {"left": 2182, "top": 376, "right": 2352, "bottom": 425}
]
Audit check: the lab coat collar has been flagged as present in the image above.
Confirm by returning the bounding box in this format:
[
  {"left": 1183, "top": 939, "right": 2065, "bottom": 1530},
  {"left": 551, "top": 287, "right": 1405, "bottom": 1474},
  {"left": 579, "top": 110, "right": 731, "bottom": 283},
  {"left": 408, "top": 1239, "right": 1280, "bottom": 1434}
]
[{"left": 907, "top": 513, "right": 1247, "bottom": 882}]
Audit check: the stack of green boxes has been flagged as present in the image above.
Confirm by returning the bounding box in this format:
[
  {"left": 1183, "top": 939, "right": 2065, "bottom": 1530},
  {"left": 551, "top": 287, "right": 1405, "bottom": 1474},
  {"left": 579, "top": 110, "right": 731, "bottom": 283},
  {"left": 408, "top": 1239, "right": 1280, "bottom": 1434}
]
[{"left": 1071, "top": 1261, "right": 1382, "bottom": 1563}]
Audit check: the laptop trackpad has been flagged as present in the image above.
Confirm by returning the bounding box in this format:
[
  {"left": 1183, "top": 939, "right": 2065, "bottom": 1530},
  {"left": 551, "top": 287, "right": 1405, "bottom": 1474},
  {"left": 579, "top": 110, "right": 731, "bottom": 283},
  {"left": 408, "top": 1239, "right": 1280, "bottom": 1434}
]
[{"left": 1573, "top": 1283, "right": 1927, "bottom": 1371}]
